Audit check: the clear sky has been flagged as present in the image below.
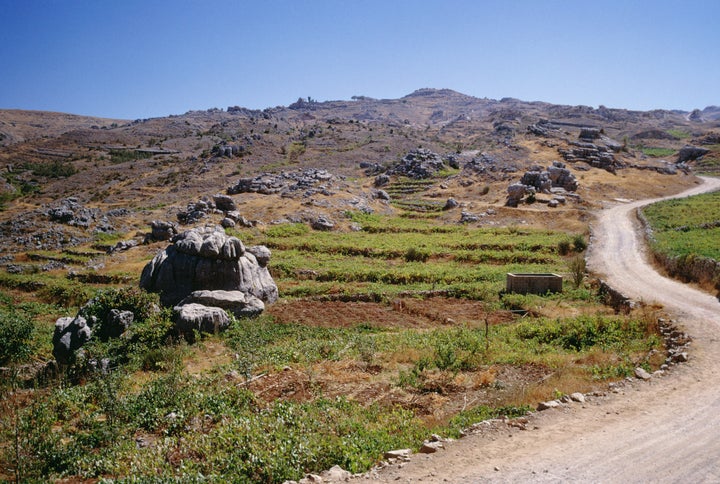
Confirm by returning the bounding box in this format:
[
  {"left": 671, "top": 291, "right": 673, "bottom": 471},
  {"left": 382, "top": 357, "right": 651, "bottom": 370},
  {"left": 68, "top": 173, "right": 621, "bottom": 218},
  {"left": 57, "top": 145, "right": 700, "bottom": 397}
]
[{"left": 1, "top": 0, "right": 718, "bottom": 119}]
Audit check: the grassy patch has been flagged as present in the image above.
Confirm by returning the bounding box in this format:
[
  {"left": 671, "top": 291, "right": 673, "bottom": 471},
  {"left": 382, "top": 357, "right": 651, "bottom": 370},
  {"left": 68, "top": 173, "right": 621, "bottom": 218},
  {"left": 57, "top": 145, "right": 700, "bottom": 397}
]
[
  {"left": 638, "top": 147, "right": 676, "bottom": 158},
  {"left": 641, "top": 191, "right": 720, "bottom": 259}
]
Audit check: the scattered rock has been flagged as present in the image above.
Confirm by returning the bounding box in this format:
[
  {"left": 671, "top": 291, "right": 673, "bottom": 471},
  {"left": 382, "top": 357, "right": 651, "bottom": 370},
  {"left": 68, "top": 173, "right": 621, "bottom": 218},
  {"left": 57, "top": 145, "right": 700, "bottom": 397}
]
[
  {"left": 388, "top": 149, "right": 446, "bottom": 179},
  {"left": 569, "top": 392, "right": 585, "bottom": 403},
  {"left": 173, "top": 303, "right": 231, "bottom": 333},
  {"left": 459, "top": 210, "right": 480, "bottom": 223},
  {"left": 150, "top": 220, "right": 178, "bottom": 241},
  {"left": 213, "top": 193, "right": 237, "bottom": 212},
  {"left": 311, "top": 216, "right": 335, "bottom": 231},
  {"left": 178, "top": 290, "right": 264, "bottom": 319},
  {"left": 444, "top": 198, "right": 459, "bottom": 210},
  {"left": 537, "top": 400, "right": 560, "bottom": 411},
  {"left": 52, "top": 315, "right": 92, "bottom": 365},
  {"left": 227, "top": 169, "right": 341, "bottom": 198},
  {"left": 419, "top": 441, "right": 444, "bottom": 453},
  {"left": 677, "top": 145, "right": 710, "bottom": 163},
  {"left": 384, "top": 449, "right": 413, "bottom": 460},
  {"left": 634, "top": 367, "right": 652, "bottom": 380}
]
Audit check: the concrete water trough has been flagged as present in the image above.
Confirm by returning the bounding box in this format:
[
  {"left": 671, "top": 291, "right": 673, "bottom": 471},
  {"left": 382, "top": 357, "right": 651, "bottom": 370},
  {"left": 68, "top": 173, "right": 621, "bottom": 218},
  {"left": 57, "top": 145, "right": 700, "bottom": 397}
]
[{"left": 506, "top": 273, "right": 563, "bottom": 295}]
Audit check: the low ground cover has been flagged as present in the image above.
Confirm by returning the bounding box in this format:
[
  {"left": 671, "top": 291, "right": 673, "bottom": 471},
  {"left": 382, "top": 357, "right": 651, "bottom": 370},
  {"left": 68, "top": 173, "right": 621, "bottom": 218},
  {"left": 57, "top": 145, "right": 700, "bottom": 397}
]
[
  {"left": 641, "top": 190, "right": 720, "bottom": 293},
  {"left": 1, "top": 213, "right": 666, "bottom": 482}
]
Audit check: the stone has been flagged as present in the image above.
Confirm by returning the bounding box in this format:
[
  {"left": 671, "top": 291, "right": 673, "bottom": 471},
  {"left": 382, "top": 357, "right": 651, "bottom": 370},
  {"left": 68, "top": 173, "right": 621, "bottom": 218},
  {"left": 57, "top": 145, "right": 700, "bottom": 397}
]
[
  {"left": 444, "top": 198, "right": 459, "bottom": 210},
  {"left": 178, "top": 290, "right": 264, "bottom": 319},
  {"left": 322, "top": 465, "right": 351, "bottom": 481},
  {"left": 173, "top": 303, "right": 230, "bottom": 333},
  {"left": 52, "top": 315, "right": 92, "bottom": 365},
  {"left": 221, "top": 217, "right": 236, "bottom": 228},
  {"left": 374, "top": 174, "right": 390, "bottom": 187},
  {"left": 150, "top": 220, "right": 177, "bottom": 241},
  {"left": 213, "top": 194, "right": 237, "bottom": 212},
  {"left": 374, "top": 189, "right": 390, "bottom": 200},
  {"left": 247, "top": 245, "right": 271, "bottom": 267},
  {"left": 311, "top": 216, "right": 335, "bottom": 231},
  {"left": 419, "top": 441, "right": 444, "bottom": 453},
  {"left": 569, "top": 392, "right": 585, "bottom": 403},
  {"left": 634, "top": 367, "right": 652, "bottom": 380},
  {"left": 537, "top": 400, "right": 560, "bottom": 411},
  {"left": 678, "top": 145, "right": 710, "bottom": 163},
  {"left": 106, "top": 309, "right": 134, "bottom": 339},
  {"left": 389, "top": 148, "right": 446, "bottom": 179},
  {"left": 140, "top": 227, "right": 278, "bottom": 307},
  {"left": 384, "top": 449, "right": 412, "bottom": 460},
  {"left": 506, "top": 183, "right": 533, "bottom": 207},
  {"left": 460, "top": 211, "right": 480, "bottom": 223}
]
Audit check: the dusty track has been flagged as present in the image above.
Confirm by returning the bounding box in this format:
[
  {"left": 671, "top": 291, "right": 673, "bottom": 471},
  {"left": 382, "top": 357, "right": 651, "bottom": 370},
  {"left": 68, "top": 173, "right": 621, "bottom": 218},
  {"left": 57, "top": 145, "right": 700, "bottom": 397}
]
[{"left": 367, "top": 176, "right": 720, "bottom": 483}]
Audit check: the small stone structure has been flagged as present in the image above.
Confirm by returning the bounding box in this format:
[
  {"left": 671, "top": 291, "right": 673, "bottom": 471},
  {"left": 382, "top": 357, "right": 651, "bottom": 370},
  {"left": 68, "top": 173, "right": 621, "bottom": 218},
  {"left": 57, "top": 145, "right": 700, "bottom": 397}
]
[{"left": 506, "top": 273, "right": 563, "bottom": 295}]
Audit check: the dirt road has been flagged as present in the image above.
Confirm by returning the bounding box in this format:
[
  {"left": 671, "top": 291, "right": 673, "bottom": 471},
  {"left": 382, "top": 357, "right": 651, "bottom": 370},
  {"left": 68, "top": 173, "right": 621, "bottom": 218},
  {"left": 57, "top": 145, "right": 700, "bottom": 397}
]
[{"left": 367, "top": 176, "right": 720, "bottom": 483}]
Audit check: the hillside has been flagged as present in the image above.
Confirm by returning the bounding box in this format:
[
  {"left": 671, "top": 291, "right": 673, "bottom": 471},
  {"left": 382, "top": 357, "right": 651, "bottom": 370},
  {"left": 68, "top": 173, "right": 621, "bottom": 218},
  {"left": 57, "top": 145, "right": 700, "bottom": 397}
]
[{"left": 1, "top": 89, "right": 718, "bottom": 255}]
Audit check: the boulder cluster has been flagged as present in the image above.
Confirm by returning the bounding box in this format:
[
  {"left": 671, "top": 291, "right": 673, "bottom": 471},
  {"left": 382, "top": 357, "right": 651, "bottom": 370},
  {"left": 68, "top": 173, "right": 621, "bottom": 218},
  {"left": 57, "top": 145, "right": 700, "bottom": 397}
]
[
  {"left": 227, "top": 169, "right": 341, "bottom": 198},
  {"left": 52, "top": 227, "right": 278, "bottom": 365},
  {"left": 175, "top": 194, "right": 254, "bottom": 229},
  {"left": 506, "top": 161, "right": 578, "bottom": 207},
  {"left": 388, "top": 148, "right": 448, "bottom": 179},
  {"left": 559, "top": 129, "right": 624, "bottom": 173}
]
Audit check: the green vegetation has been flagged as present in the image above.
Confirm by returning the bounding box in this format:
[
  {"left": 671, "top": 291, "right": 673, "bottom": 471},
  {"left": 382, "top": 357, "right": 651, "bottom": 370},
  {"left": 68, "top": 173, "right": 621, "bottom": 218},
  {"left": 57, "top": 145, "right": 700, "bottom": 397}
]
[
  {"left": 0, "top": 212, "right": 666, "bottom": 482},
  {"left": 666, "top": 129, "right": 691, "bottom": 139},
  {"left": 230, "top": 214, "right": 572, "bottom": 300},
  {"left": 638, "top": 147, "right": 676, "bottom": 158},
  {"left": 108, "top": 149, "right": 153, "bottom": 164},
  {"left": 641, "top": 191, "right": 720, "bottom": 260},
  {"left": 22, "top": 160, "right": 78, "bottom": 178}
]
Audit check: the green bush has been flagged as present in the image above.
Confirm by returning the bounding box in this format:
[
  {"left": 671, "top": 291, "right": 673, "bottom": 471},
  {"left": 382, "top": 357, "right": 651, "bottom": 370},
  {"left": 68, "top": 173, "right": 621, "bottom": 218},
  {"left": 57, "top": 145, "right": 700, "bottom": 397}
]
[
  {"left": 404, "top": 247, "right": 430, "bottom": 262},
  {"left": 0, "top": 309, "right": 34, "bottom": 365},
  {"left": 557, "top": 240, "right": 572, "bottom": 256},
  {"left": 572, "top": 234, "right": 587, "bottom": 252}
]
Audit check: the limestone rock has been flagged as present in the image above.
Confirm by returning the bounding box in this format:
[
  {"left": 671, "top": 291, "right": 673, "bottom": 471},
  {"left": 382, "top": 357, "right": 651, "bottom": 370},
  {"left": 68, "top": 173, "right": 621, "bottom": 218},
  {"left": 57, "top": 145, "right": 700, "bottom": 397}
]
[
  {"left": 213, "top": 193, "right": 237, "bottom": 212},
  {"left": 569, "top": 392, "right": 585, "bottom": 403},
  {"left": 140, "top": 226, "right": 278, "bottom": 307},
  {"left": 634, "top": 367, "right": 652, "bottom": 380},
  {"left": 311, "top": 216, "right": 335, "bottom": 231},
  {"left": 537, "top": 400, "right": 560, "bottom": 411},
  {"left": 173, "top": 303, "right": 230, "bottom": 333},
  {"left": 150, "top": 220, "right": 177, "bottom": 241},
  {"left": 419, "top": 441, "right": 444, "bottom": 453},
  {"left": 178, "top": 290, "right": 264, "bottom": 319},
  {"left": 52, "top": 316, "right": 92, "bottom": 365},
  {"left": 389, "top": 148, "right": 446, "bottom": 179},
  {"left": 384, "top": 449, "right": 412, "bottom": 460},
  {"left": 678, "top": 145, "right": 710, "bottom": 163}
]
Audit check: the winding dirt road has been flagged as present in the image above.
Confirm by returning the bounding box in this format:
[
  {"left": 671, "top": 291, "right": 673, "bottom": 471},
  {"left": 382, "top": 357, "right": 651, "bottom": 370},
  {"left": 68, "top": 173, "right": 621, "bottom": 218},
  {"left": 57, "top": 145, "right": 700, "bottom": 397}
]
[{"left": 368, "top": 176, "right": 720, "bottom": 483}]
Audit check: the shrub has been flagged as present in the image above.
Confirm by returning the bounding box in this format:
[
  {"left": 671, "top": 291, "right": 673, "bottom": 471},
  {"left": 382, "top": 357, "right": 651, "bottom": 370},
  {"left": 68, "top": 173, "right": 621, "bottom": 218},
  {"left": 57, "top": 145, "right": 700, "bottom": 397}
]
[
  {"left": 0, "top": 309, "right": 34, "bottom": 365},
  {"left": 404, "top": 247, "right": 430, "bottom": 262},
  {"left": 568, "top": 255, "right": 587, "bottom": 288},
  {"left": 557, "top": 240, "right": 572, "bottom": 256},
  {"left": 572, "top": 234, "right": 587, "bottom": 252}
]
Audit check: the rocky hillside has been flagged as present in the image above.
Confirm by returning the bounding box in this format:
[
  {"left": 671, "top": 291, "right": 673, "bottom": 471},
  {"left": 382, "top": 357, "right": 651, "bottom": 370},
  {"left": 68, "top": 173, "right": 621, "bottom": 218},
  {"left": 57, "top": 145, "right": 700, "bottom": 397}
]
[{"left": 1, "top": 89, "right": 718, "bottom": 254}]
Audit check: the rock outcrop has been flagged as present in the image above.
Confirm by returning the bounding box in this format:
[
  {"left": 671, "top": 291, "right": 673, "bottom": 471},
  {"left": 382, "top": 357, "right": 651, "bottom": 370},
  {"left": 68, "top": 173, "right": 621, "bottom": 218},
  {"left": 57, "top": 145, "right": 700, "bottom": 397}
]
[
  {"left": 389, "top": 149, "right": 447, "bottom": 179},
  {"left": 677, "top": 145, "right": 710, "bottom": 163},
  {"left": 506, "top": 161, "right": 578, "bottom": 207},
  {"left": 140, "top": 226, "right": 278, "bottom": 308},
  {"left": 227, "top": 169, "right": 340, "bottom": 198}
]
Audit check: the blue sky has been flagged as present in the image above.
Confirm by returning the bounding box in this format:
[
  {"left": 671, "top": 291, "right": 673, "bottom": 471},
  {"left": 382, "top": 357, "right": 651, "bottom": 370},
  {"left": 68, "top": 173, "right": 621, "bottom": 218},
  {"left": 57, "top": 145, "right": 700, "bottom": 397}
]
[{"left": 1, "top": 0, "right": 718, "bottom": 119}]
